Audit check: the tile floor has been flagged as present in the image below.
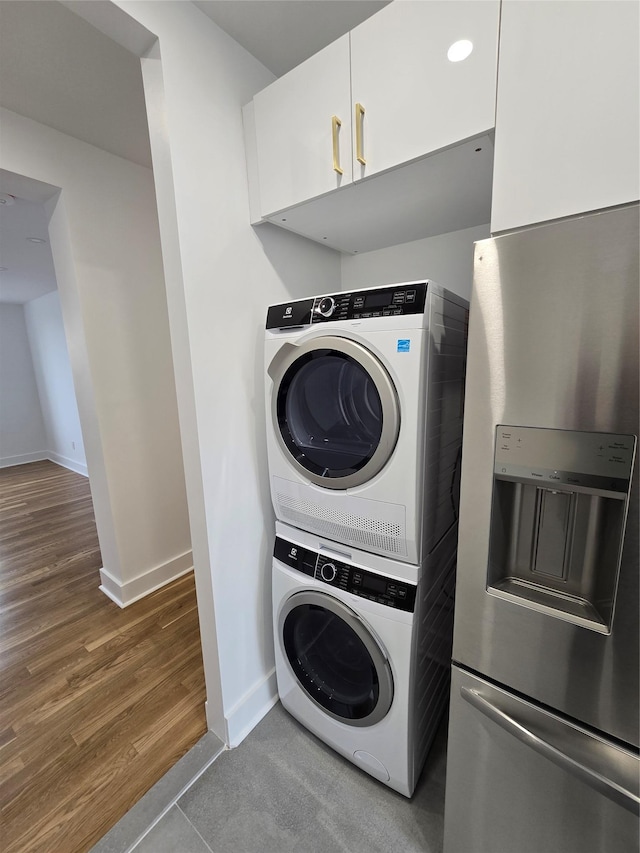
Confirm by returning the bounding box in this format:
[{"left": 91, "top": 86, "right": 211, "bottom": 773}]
[{"left": 92, "top": 702, "right": 448, "bottom": 853}]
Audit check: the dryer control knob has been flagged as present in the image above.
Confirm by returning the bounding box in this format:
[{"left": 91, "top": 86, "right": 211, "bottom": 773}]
[
  {"left": 320, "top": 562, "right": 337, "bottom": 583},
  {"left": 315, "top": 296, "right": 336, "bottom": 318}
]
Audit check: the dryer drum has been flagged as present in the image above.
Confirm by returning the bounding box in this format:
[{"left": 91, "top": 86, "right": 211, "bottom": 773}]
[
  {"left": 270, "top": 335, "right": 401, "bottom": 491},
  {"left": 286, "top": 354, "right": 381, "bottom": 470},
  {"left": 278, "top": 350, "right": 391, "bottom": 480}
]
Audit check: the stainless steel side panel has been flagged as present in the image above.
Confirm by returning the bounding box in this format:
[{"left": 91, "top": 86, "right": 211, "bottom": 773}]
[
  {"left": 453, "top": 204, "right": 639, "bottom": 746},
  {"left": 444, "top": 666, "right": 640, "bottom": 853}
]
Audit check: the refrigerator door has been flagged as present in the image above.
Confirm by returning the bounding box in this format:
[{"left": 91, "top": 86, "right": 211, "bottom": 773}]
[
  {"left": 444, "top": 666, "right": 640, "bottom": 853},
  {"left": 452, "top": 204, "right": 639, "bottom": 746}
]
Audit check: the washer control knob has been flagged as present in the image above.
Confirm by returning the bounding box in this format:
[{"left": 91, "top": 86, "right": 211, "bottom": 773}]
[
  {"left": 315, "top": 296, "right": 336, "bottom": 318},
  {"left": 320, "top": 562, "right": 337, "bottom": 583}
]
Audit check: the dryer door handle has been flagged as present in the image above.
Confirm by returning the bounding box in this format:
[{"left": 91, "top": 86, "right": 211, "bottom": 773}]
[{"left": 267, "top": 342, "right": 298, "bottom": 380}]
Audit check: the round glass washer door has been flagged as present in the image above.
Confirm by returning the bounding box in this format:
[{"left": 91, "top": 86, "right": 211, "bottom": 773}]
[
  {"left": 278, "top": 590, "right": 394, "bottom": 727},
  {"left": 270, "top": 336, "right": 400, "bottom": 490}
]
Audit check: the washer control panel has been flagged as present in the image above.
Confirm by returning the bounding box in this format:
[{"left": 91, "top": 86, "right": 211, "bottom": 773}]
[
  {"left": 274, "top": 536, "right": 416, "bottom": 612},
  {"left": 266, "top": 282, "right": 428, "bottom": 329}
]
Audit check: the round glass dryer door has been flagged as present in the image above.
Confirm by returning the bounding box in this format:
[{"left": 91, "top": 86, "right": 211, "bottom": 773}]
[
  {"left": 279, "top": 591, "right": 393, "bottom": 726},
  {"left": 271, "top": 336, "right": 400, "bottom": 489}
]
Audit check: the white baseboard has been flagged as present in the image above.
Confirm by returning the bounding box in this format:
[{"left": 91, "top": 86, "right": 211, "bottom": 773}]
[
  {"left": 225, "top": 667, "right": 279, "bottom": 748},
  {"left": 0, "top": 451, "right": 48, "bottom": 469},
  {"left": 47, "top": 452, "right": 88, "bottom": 477},
  {"left": 99, "top": 550, "right": 194, "bottom": 608},
  {"left": 0, "top": 452, "right": 88, "bottom": 477}
]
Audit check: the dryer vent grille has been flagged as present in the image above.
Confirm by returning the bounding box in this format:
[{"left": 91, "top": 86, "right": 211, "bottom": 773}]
[{"left": 277, "top": 492, "right": 406, "bottom": 556}]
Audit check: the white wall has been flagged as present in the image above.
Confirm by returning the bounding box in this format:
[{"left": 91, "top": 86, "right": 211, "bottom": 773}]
[
  {"left": 340, "top": 224, "right": 491, "bottom": 302},
  {"left": 24, "top": 289, "right": 87, "bottom": 476},
  {"left": 106, "top": 0, "right": 343, "bottom": 746},
  {"left": 0, "top": 108, "right": 192, "bottom": 607},
  {"left": 0, "top": 302, "right": 47, "bottom": 466}
]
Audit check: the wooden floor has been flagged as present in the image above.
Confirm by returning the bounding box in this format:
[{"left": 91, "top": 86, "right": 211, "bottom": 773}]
[{"left": 0, "top": 461, "right": 207, "bottom": 853}]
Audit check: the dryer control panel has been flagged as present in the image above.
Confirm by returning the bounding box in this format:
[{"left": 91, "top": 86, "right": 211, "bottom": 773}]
[
  {"left": 274, "top": 537, "right": 416, "bottom": 612},
  {"left": 266, "top": 282, "right": 428, "bottom": 329}
]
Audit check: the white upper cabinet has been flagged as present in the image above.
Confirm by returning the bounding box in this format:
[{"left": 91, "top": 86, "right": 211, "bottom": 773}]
[
  {"left": 251, "top": 1, "right": 500, "bottom": 224},
  {"left": 350, "top": 0, "right": 501, "bottom": 181},
  {"left": 491, "top": 0, "right": 640, "bottom": 232},
  {"left": 253, "top": 35, "right": 352, "bottom": 217}
]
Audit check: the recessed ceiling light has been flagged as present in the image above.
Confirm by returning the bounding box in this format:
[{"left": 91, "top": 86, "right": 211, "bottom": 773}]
[
  {"left": 27, "top": 237, "right": 47, "bottom": 243},
  {"left": 0, "top": 194, "right": 16, "bottom": 206},
  {"left": 447, "top": 39, "right": 473, "bottom": 62}
]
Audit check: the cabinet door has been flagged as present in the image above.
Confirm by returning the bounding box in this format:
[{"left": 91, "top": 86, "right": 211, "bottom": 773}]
[
  {"left": 253, "top": 35, "right": 352, "bottom": 217},
  {"left": 491, "top": 0, "right": 640, "bottom": 232},
  {"left": 350, "top": 0, "right": 500, "bottom": 181}
]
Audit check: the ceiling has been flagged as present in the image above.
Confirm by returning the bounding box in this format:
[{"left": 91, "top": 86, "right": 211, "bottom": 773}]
[
  {"left": 0, "top": 1, "right": 152, "bottom": 169},
  {"left": 0, "top": 0, "right": 388, "bottom": 305},
  {"left": 194, "top": 1, "right": 389, "bottom": 77},
  {"left": 0, "top": 192, "right": 58, "bottom": 305}
]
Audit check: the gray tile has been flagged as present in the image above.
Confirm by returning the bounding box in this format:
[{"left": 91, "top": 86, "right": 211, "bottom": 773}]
[
  {"left": 180, "top": 703, "right": 447, "bottom": 853},
  {"left": 131, "top": 806, "right": 212, "bottom": 853},
  {"left": 90, "top": 731, "right": 224, "bottom": 853}
]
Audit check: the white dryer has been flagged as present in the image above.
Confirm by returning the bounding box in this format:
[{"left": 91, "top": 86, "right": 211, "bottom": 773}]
[
  {"left": 265, "top": 281, "right": 468, "bottom": 563},
  {"left": 272, "top": 520, "right": 457, "bottom": 798}
]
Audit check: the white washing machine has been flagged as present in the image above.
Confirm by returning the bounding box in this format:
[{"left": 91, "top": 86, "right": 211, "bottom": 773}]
[
  {"left": 272, "top": 520, "right": 457, "bottom": 797},
  {"left": 265, "top": 280, "right": 468, "bottom": 563}
]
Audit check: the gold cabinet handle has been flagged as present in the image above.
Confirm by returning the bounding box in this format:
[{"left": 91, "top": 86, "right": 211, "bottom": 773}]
[
  {"left": 355, "top": 102, "right": 366, "bottom": 165},
  {"left": 331, "top": 115, "right": 343, "bottom": 175}
]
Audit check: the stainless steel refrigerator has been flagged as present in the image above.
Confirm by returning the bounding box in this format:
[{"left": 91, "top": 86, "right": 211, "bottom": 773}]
[{"left": 443, "top": 204, "right": 639, "bottom": 853}]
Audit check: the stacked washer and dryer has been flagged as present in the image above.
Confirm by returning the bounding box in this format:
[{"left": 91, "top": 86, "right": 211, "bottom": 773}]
[{"left": 264, "top": 280, "right": 469, "bottom": 797}]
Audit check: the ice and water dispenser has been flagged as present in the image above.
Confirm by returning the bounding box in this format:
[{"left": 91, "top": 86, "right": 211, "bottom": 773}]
[{"left": 487, "top": 426, "right": 636, "bottom": 633}]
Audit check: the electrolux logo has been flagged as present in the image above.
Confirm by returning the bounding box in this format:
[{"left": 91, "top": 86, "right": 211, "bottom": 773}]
[{"left": 285, "top": 306, "right": 293, "bottom": 315}]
